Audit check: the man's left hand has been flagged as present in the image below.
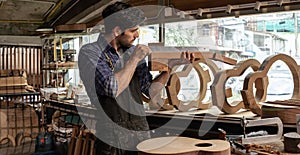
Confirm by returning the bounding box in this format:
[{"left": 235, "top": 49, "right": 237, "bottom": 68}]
[{"left": 168, "top": 51, "right": 195, "bottom": 70}]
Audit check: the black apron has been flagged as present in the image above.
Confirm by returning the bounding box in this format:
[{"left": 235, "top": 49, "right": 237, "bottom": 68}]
[{"left": 94, "top": 61, "right": 151, "bottom": 155}]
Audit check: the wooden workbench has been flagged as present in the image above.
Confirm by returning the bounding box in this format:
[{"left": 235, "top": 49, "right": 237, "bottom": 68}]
[{"left": 145, "top": 106, "right": 297, "bottom": 139}]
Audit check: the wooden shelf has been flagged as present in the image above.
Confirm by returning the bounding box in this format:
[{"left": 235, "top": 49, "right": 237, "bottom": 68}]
[{"left": 42, "top": 61, "right": 78, "bottom": 70}]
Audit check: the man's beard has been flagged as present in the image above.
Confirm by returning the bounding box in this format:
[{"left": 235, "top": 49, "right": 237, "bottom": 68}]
[{"left": 119, "top": 39, "right": 135, "bottom": 49}]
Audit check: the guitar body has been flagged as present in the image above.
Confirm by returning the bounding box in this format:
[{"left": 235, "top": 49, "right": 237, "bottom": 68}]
[{"left": 137, "top": 136, "right": 230, "bottom": 155}]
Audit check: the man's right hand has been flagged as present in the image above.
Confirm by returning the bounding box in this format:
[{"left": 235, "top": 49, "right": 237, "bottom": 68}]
[{"left": 132, "top": 44, "right": 152, "bottom": 62}]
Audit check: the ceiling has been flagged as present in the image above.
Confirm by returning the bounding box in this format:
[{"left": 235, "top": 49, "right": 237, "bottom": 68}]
[{"left": 0, "top": 0, "right": 300, "bottom": 37}]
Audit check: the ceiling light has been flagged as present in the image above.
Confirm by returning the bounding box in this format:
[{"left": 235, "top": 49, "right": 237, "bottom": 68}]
[
  {"left": 36, "top": 28, "right": 53, "bottom": 32},
  {"left": 276, "top": 0, "right": 284, "bottom": 6},
  {"left": 226, "top": 5, "right": 233, "bottom": 14},
  {"left": 177, "top": 11, "right": 185, "bottom": 19},
  {"left": 197, "top": 8, "right": 204, "bottom": 17},
  {"left": 254, "top": 1, "right": 261, "bottom": 11}
]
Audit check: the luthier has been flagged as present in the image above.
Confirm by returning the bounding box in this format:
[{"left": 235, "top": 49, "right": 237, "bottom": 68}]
[{"left": 1, "top": 0, "right": 300, "bottom": 154}]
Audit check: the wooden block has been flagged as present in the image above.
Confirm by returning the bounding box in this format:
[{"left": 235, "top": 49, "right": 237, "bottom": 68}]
[
  {"left": 55, "top": 24, "right": 86, "bottom": 32},
  {"left": 148, "top": 61, "right": 169, "bottom": 71},
  {"left": 0, "top": 69, "right": 26, "bottom": 77},
  {"left": 0, "top": 77, "right": 27, "bottom": 87},
  {"left": 148, "top": 46, "right": 237, "bottom": 71},
  {"left": 262, "top": 101, "right": 300, "bottom": 124},
  {"left": 0, "top": 85, "right": 26, "bottom": 90},
  {"left": 149, "top": 52, "right": 236, "bottom": 70},
  {"left": 0, "top": 70, "right": 11, "bottom": 77},
  {"left": 212, "top": 52, "right": 237, "bottom": 65},
  {"left": 0, "top": 89, "right": 27, "bottom": 94}
]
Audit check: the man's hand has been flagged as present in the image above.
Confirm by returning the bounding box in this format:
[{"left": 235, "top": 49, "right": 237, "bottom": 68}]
[
  {"left": 168, "top": 51, "right": 195, "bottom": 70},
  {"left": 115, "top": 44, "right": 151, "bottom": 96},
  {"left": 132, "top": 44, "right": 152, "bottom": 62}
]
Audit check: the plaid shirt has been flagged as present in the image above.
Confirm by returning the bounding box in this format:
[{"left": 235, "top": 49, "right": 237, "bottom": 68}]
[{"left": 78, "top": 35, "right": 152, "bottom": 98}]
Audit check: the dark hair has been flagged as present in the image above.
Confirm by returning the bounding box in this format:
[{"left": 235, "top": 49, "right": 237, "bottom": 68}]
[
  {"left": 102, "top": 2, "right": 146, "bottom": 33},
  {"left": 102, "top": 2, "right": 131, "bottom": 19}
]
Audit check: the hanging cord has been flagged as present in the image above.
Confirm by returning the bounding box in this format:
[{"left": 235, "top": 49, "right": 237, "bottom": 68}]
[{"left": 104, "top": 53, "right": 114, "bottom": 71}]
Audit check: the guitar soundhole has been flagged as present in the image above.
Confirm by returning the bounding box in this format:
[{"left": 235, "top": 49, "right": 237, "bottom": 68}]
[{"left": 195, "top": 143, "right": 212, "bottom": 147}]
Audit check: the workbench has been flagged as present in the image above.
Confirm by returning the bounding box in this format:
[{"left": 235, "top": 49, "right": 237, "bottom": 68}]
[
  {"left": 41, "top": 99, "right": 96, "bottom": 126},
  {"left": 145, "top": 106, "right": 297, "bottom": 139},
  {"left": 41, "top": 99, "right": 298, "bottom": 154},
  {"left": 41, "top": 98, "right": 296, "bottom": 138}
]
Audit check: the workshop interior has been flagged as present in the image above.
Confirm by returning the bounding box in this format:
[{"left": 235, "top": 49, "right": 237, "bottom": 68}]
[{"left": 1, "top": 0, "right": 300, "bottom": 154}]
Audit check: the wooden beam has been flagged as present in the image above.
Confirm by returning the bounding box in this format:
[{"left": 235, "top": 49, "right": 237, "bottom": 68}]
[
  {"left": 0, "top": 36, "right": 42, "bottom": 46},
  {"left": 55, "top": 24, "right": 87, "bottom": 33}
]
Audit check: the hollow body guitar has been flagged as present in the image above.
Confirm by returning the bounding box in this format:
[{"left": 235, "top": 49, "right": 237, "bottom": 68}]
[{"left": 137, "top": 136, "right": 230, "bottom": 155}]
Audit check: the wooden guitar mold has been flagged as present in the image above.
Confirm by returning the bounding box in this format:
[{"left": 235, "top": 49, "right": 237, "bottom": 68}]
[
  {"left": 137, "top": 136, "right": 230, "bottom": 155},
  {"left": 166, "top": 59, "right": 219, "bottom": 111},
  {"left": 211, "top": 59, "right": 262, "bottom": 114},
  {"left": 241, "top": 54, "right": 300, "bottom": 115},
  {"left": 146, "top": 46, "right": 237, "bottom": 111}
]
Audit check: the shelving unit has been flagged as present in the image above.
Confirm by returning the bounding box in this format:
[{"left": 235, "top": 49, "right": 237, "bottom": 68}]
[
  {"left": 39, "top": 32, "right": 96, "bottom": 154},
  {"left": 41, "top": 33, "right": 83, "bottom": 88}
]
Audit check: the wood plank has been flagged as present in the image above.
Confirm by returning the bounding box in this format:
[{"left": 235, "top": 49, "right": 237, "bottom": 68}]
[
  {"left": 9, "top": 47, "right": 12, "bottom": 70},
  {"left": 0, "top": 77, "right": 27, "bottom": 87},
  {"left": 262, "top": 101, "right": 300, "bottom": 124},
  {"left": 148, "top": 46, "right": 237, "bottom": 71},
  {"left": 17, "top": 47, "right": 20, "bottom": 70},
  {"left": 5, "top": 47, "right": 8, "bottom": 69},
  {"left": 55, "top": 24, "right": 87, "bottom": 32},
  {"left": 32, "top": 48, "right": 36, "bottom": 88},
  {"left": 0, "top": 85, "right": 26, "bottom": 90},
  {"left": 13, "top": 47, "right": 17, "bottom": 70},
  {"left": 0, "top": 89, "right": 27, "bottom": 94}
]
